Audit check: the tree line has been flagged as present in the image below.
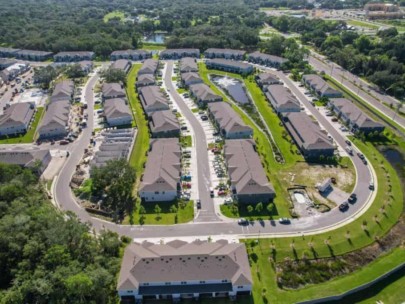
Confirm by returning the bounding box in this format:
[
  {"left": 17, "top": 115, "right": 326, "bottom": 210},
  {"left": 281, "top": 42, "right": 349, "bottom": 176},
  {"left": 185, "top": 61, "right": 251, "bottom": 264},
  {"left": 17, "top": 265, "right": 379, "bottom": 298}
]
[{"left": 0, "top": 163, "right": 128, "bottom": 303}]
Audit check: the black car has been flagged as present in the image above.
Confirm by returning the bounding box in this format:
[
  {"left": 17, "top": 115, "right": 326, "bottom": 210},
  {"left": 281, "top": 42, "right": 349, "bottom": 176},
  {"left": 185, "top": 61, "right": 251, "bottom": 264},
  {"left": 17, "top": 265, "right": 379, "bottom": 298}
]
[
  {"left": 363, "top": 159, "right": 368, "bottom": 165},
  {"left": 196, "top": 199, "right": 201, "bottom": 209},
  {"left": 345, "top": 139, "right": 351, "bottom": 146},
  {"left": 348, "top": 193, "right": 357, "bottom": 203},
  {"left": 339, "top": 202, "right": 349, "bottom": 211},
  {"left": 357, "top": 152, "right": 365, "bottom": 159}
]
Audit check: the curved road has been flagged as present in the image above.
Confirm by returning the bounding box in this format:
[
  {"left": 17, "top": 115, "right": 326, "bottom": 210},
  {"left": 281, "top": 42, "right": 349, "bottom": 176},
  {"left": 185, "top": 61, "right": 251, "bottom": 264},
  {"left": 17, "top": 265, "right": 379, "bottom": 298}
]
[{"left": 53, "top": 62, "right": 376, "bottom": 240}]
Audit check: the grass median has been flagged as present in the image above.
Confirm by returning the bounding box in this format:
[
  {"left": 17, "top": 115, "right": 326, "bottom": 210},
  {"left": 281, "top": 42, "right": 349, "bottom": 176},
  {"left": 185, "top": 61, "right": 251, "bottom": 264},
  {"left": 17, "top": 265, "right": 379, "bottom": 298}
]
[{"left": 126, "top": 64, "right": 149, "bottom": 192}]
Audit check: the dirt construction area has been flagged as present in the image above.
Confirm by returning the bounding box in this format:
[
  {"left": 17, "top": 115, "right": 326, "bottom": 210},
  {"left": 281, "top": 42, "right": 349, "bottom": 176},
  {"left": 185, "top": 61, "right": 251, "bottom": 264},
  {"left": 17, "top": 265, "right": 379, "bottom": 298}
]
[{"left": 279, "top": 161, "right": 356, "bottom": 208}]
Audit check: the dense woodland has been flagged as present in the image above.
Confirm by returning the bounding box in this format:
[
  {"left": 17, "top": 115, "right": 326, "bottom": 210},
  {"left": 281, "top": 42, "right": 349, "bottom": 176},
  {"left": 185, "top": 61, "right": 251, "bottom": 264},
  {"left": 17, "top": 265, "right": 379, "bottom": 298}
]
[
  {"left": 269, "top": 16, "right": 405, "bottom": 98},
  {"left": 0, "top": 164, "right": 126, "bottom": 304}
]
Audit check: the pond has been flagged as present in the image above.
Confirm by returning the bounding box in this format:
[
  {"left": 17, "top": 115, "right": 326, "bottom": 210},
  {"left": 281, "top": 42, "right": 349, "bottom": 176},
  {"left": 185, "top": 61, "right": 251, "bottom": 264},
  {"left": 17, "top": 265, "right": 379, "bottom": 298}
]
[
  {"left": 212, "top": 76, "right": 251, "bottom": 105},
  {"left": 382, "top": 148, "right": 404, "bottom": 168},
  {"left": 143, "top": 33, "right": 165, "bottom": 44}
]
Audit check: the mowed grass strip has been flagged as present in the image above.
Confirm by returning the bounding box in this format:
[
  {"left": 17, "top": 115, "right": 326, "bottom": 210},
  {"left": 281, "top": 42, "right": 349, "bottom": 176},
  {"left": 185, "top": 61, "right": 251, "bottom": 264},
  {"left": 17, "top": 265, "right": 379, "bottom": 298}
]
[{"left": 126, "top": 64, "right": 149, "bottom": 192}]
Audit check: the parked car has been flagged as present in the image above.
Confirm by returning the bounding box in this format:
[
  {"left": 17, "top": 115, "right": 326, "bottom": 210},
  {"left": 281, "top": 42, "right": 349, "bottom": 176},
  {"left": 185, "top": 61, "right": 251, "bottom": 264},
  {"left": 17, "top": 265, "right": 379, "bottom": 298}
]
[
  {"left": 59, "top": 140, "right": 69, "bottom": 145},
  {"left": 348, "top": 193, "right": 357, "bottom": 203},
  {"left": 224, "top": 198, "right": 233, "bottom": 205},
  {"left": 339, "top": 202, "right": 349, "bottom": 211},
  {"left": 369, "top": 182, "right": 375, "bottom": 190},
  {"left": 345, "top": 139, "right": 351, "bottom": 146},
  {"left": 196, "top": 199, "right": 201, "bottom": 209},
  {"left": 278, "top": 218, "right": 291, "bottom": 224},
  {"left": 357, "top": 152, "right": 365, "bottom": 159},
  {"left": 210, "top": 188, "right": 214, "bottom": 197},
  {"left": 238, "top": 218, "right": 249, "bottom": 225},
  {"left": 201, "top": 115, "right": 208, "bottom": 121},
  {"left": 363, "top": 159, "right": 368, "bottom": 165}
]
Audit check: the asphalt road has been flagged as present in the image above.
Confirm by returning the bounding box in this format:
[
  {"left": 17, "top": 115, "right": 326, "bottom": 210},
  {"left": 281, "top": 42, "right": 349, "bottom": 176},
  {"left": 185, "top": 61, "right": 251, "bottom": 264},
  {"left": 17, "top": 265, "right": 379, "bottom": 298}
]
[
  {"left": 52, "top": 61, "right": 376, "bottom": 240},
  {"left": 308, "top": 54, "right": 405, "bottom": 129},
  {"left": 163, "top": 61, "right": 219, "bottom": 223}
]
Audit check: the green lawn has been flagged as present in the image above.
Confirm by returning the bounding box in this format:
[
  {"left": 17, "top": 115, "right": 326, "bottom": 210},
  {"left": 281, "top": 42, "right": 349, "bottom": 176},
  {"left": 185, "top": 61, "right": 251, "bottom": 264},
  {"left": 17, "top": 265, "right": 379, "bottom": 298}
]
[
  {"left": 94, "top": 103, "right": 102, "bottom": 110},
  {"left": 126, "top": 64, "right": 149, "bottom": 193},
  {"left": 177, "top": 88, "right": 187, "bottom": 94},
  {"left": 103, "top": 10, "right": 126, "bottom": 23},
  {"left": 0, "top": 107, "right": 44, "bottom": 144},
  {"left": 245, "top": 246, "right": 405, "bottom": 304},
  {"left": 199, "top": 63, "right": 292, "bottom": 217},
  {"left": 347, "top": 19, "right": 379, "bottom": 29},
  {"left": 141, "top": 43, "right": 166, "bottom": 51},
  {"left": 123, "top": 199, "right": 194, "bottom": 225},
  {"left": 180, "top": 135, "right": 192, "bottom": 148}
]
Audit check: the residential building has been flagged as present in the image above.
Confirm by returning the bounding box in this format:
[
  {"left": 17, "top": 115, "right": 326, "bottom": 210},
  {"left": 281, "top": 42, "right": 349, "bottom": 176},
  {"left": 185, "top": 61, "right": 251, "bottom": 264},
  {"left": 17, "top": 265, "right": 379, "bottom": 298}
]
[
  {"left": 0, "top": 150, "right": 51, "bottom": 173},
  {"left": 51, "top": 80, "right": 74, "bottom": 102},
  {"left": 206, "top": 59, "right": 253, "bottom": 75},
  {"left": 0, "top": 47, "right": 20, "bottom": 58},
  {"left": 91, "top": 128, "right": 136, "bottom": 167},
  {"left": 0, "top": 62, "right": 30, "bottom": 82},
  {"left": 255, "top": 72, "right": 282, "bottom": 89},
  {"left": 265, "top": 85, "right": 301, "bottom": 113},
  {"left": 104, "top": 98, "right": 133, "bottom": 127},
  {"left": 15, "top": 50, "right": 53, "bottom": 61},
  {"left": 102, "top": 83, "right": 126, "bottom": 100},
  {"left": 282, "top": 112, "right": 335, "bottom": 158},
  {"left": 180, "top": 72, "right": 203, "bottom": 87},
  {"left": 54, "top": 51, "right": 95, "bottom": 62},
  {"left": 38, "top": 100, "right": 71, "bottom": 139},
  {"left": 0, "top": 103, "right": 35, "bottom": 136},
  {"left": 329, "top": 98, "right": 385, "bottom": 134},
  {"left": 159, "top": 49, "right": 200, "bottom": 60},
  {"left": 189, "top": 83, "right": 223, "bottom": 106},
  {"left": 149, "top": 110, "right": 180, "bottom": 138},
  {"left": 247, "top": 52, "right": 288, "bottom": 68},
  {"left": 208, "top": 103, "right": 253, "bottom": 139},
  {"left": 204, "top": 48, "right": 246, "bottom": 60},
  {"left": 0, "top": 59, "right": 17, "bottom": 70},
  {"left": 224, "top": 139, "right": 275, "bottom": 204},
  {"left": 302, "top": 74, "right": 342, "bottom": 98},
  {"left": 78, "top": 61, "right": 93, "bottom": 74},
  {"left": 136, "top": 74, "right": 156, "bottom": 89},
  {"left": 138, "top": 86, "right": 170, "bottom": 115},
  {"left": 139, "top": 138, "right": 181, "bottom": 202},
  {"left": 117, "top": 240, "right": 252, "bottom": 302},
  {"left": 138, "top": 59, "right": 159, "bottom": 75},
  {"left": 179, "top": 57, "right": 198, "bottom": 73},
  {"left": 111, "top": 59, "right": 132, "bottom": 74},
  {"left": 110, "top": 49, "right": 151, "bottom": 61}
]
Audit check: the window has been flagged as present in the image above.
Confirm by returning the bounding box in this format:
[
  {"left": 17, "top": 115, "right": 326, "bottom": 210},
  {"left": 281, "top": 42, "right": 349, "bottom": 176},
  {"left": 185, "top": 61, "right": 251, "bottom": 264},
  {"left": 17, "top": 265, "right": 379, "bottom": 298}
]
[
  {"left": 238, "top": 286, "right": 244, "bottom": 289},
  {"left": 165, "top": 282, "right": 171, "bottom": 285},
  {"left": 199, "top": 281, "right": 206, "bottom": 284},
  {"left": 127, "top": 290, "right": 133, "bottom": 293},
  {"left": 155, "top": 191, "right": 159, "bottom": 194}
]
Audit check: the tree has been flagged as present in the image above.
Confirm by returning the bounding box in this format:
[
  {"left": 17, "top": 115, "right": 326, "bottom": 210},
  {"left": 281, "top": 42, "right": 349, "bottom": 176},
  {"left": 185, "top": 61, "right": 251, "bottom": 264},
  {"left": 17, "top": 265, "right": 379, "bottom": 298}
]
[
  {"left": 247, "top": 205, "right": 254, "bottom": 213},
  {"left": 255, "top": 202, "right": 263, "bottom": 213},
  {"left": 267, "top": 203, "right": 274, "bottom": 214},
  {"left": 154, "top": 204, "right": 162, "bottom": 217},
  {"left": 33, "top": 66, "right": 60, "bottom": 89},
  {"left": 100, "top": 68, "right": 127, "bottom": 85},
  {"left": 66, "top": 64, "right": 86, "bottom": 79},
  {"left": 169, "top": 204, "right": 178, "bottom": 213},
  {"left": 90, "top": 159, "right": 136, "bottom": 217}
]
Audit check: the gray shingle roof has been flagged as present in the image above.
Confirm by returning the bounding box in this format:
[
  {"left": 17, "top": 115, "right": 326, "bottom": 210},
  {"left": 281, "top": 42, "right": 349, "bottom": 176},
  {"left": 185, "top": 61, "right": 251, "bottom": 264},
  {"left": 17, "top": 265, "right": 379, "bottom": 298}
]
[
  {"left": 282, "top": 112, "right": 335, "bottom": 151},
  {"left": 204, "top": 48, "right": 246, "bottom": 57},
  {"left": 38, "top": 99, "right": 70, "bottom": 130},
  {"left": 117, "top": 240, "right": 252, "bottom": 290},
  {"left": 329, "top": 98, "right": 384, "bottom": 130},
  {"left": 102, "top": 83, "right": 126, "bottom": 99},
  {"left": 189, "top": 83, "right": 222, "bottom": 103},
  {"left": 179, "top": 57, "right": 198, "bottom": 73},
  {"left": 104, "top": 98, "right": 132, "bottom": 120},
  {"left": 208, "top": 102, "right": 252, "bottom": 136},
  {"left": 302, "top": 74, "right": 342, "bottom": 97},
  {"left": 139, "top": 138, "right": 181, "bottom": 192},
  {"left": 248, "top": 51, "right": 288, "bottom": 64},
  {"left": 265, "top": 85, "right": 301, "bottom": 112},
  {"left": 224, "top": 139, "right": 275, "bottom": 196},
  {"left": 206, "top": 59, "right": 252, "bottom": 71},
  {"left": 0, "top": 150, "right": 50, "bottom": 168},
  {"left": 180, "top": 72, "right": 202, "bottom": 83},
  {"left": 138, "top": 86, "right": 170, "bottom": 113},
  {"left": 256, "top": 72, "right": 281, "bottom": 86},
  {"left": 149, "top": 110, "right": 180, "bottom": 134},
  {"left": 136, "top": 74, "right": 156, "bottom": 86},
  {"left": 111, "top": 59, "right": 131, "bottom": 72},
  {"left": 138, "top": 59, "right": 159, "bottom": 75},
  {"left": 0, "top": 102, "right": 34, "bottom": 128},
  {"left": 51, "top": 80, "right": 74, "bottom": 102}
]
